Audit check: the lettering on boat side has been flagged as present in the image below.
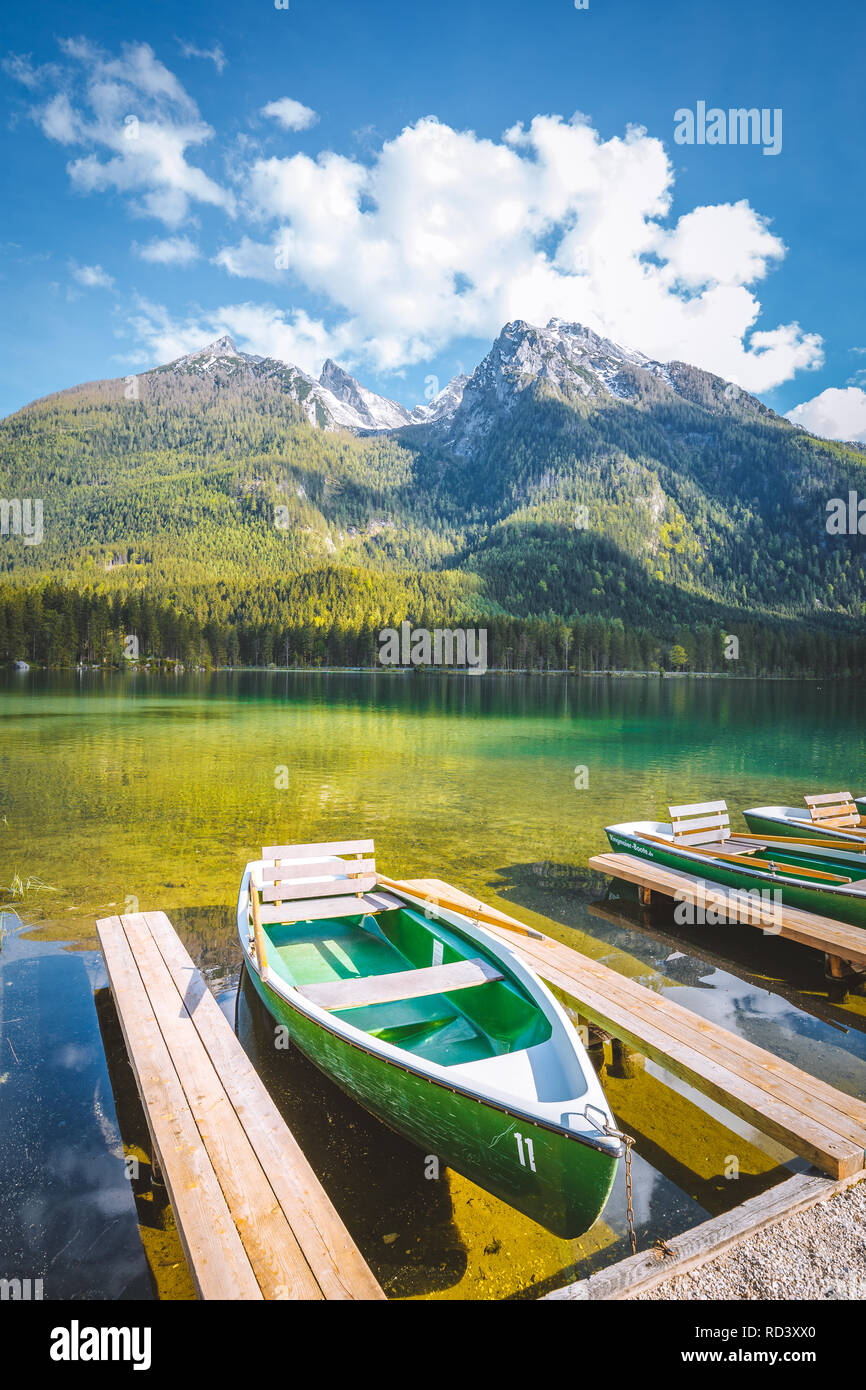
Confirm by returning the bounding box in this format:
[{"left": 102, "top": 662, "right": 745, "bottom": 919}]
[
  {"left": 378, "top": 621, "right": 487, "bottom": 673},
  {"left": 49, "top": 1321, "right": 152, "bottom": 1371},
  {"left": 0, "top": 1277, "right": 43, "bottom": 1300},
  {"left": 424, "top": 1155, "right": 440, "bottom": 1179}
]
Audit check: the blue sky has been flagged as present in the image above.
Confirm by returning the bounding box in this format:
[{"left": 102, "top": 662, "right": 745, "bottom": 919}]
[{"left": 1, "top": 0, "right": 865, "bottom": 438}]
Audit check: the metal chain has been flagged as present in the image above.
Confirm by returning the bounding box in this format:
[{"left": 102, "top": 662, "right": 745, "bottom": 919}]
[
  {"left": 595, "top": 1114, "right": 637, "bottom": 1255},
  {"left": 622, "top": 1134, "right": 636, "bottom": 1254}
]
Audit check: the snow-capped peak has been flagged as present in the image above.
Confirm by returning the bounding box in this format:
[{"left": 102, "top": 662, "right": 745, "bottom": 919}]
[{"left": 318, "top": 359, "right": 411, "bottom": 430}]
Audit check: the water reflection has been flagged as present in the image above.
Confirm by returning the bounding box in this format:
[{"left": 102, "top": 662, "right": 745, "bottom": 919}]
[{"left": 2, "top": 672, "right": 865, "bottom": 1299}]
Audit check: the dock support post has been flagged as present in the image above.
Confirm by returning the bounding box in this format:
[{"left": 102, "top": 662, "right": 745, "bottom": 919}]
[{"left": 607, "top": 1038, "right": 644, "bottom": 1080}]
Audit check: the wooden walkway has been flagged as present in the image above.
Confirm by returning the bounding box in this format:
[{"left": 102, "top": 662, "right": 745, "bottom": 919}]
[
  {"left": 545, "top": 1169, "right": 864, "bottom": 1300},
  {"left": 589, "top": 851, "right": 866, "bottom": 974},
  {"left": 401, "top": 879, "right": 866, "bottom": 1181},
  {"left": 97, "top": 911, "right": 384, "bottom": 1301}
]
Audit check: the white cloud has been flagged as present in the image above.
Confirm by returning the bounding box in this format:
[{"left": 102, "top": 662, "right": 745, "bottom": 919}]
[
  {"left": 120, "top": 297, "right": 353, "bottom": 372},
  {"left": 177, "top": 41, "right": 227, "bottom": 75},
  {"left": 133, "top": 234, "right": 200, "bottom": 265},
  {"left": 17, "top": 46, "right": 823, "bottom": 392},
  {"left": 70, "top": 262, "right": 114, "bottom": 289},
  {"left": 215, "top": 112, "right": 821, "bottom": 388},
  {"left": 125, "top": 296, "right": 353, "bottom": 371},
  {"left": 261, "top": 97, "right": 319, "bottom": 132},
  {"left": 29, "top": 39, "right": 234, "bottom": 227},
  {"left": 786, "top": 388, "right": 866, "bottom": 444}
]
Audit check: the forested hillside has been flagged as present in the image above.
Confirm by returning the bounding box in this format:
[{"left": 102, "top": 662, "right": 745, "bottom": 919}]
[{"left": 1, "top": 323, "right": 864, "bottom": 675}]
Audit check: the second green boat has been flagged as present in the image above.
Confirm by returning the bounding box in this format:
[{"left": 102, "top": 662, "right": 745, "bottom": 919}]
[{"left": 605, "top": 799, "right": 866, "bottom": 930}]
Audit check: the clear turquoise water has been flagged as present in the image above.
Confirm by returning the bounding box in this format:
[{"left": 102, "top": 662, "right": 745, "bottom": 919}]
[{"left": 1, "top": 670, "right": 865, "bottom": 1299}]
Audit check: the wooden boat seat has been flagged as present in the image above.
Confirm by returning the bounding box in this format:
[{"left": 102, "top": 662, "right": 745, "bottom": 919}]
[
  {"left": 298, "top": 957, "right": 504, "bottom": 1012},
  {"left": 252, "top": 838, "right": 403, "bottom": 925},
  {"left": 668, "top": 800, "right": 730, "bottom": 845},
  {"left": 804, "top": 792, "right": 864, "bottom": 830},
  {"left": 257, "top": 891, "right": 402, "bottom": 926}
]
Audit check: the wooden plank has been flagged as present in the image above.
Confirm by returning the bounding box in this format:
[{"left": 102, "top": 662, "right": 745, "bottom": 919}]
[
  {"left": 668, "top": 800, "right": 728, "bottom": 818},
  {"left": 506, "top": 934, "right": 866, "bottom": 1149},
  {"left": 260, "top": 859, "right": 375, "bottom": 883},
  {"left": 263, "top": 839, "right": 375, "bottom": 860},
  {"left": 260, "top": 875, "right": 377, "bottom": 904},
  {"left": 487, "top": 932, "right": 862, "bottom": 1177},
  {"left": 811, "top": 805, "right": 859, "bottom": 824},
  {"left": 588, "top": 853, "right": 866, "bottom": 969},
  {"left": 670, "top": 812, "right": 729, "bottom": 834},
  {"left": 545, "top": 1171, "right": 863, "bottom": 1300},
  {"left": 299, "top": 957, "right": 504, "bottom": 1011},
  {"left": 96, "top": 917, "right": 263, "bottom": 1301},
  {"left": 404, "top": 877, "right": 866, "bottom": 1170},
  {"left": 257, "top": 892, "right": 400, "bottom": 925},
  {"left": 380, "top": 875, "right": 546, "bottom": 940},
  {"left": 638, "top": 835, "right": 852, "bottom": 881},
  {"left": 805, "top": 791, "right": 853, "bottom": 806},
  {"left": 120, "top": 913, "right": 323, "bottom": 1301},
  {"left": 144, "top": 912, "right": 385, "bottom": 1301}
]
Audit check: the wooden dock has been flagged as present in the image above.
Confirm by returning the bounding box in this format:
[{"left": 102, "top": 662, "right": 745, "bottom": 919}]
[
  {"left": 545, "top": 1169, "right": 864, "bottom": 1300},
  {"left": 588, "top": 851, "right": 866, "bottom": 976},
  {"left": 96, "top": 911, "right": 384, "bottom": 1301},
  {"left": 401, "top": 879, "right": 866, "bottom": 1181},
  {"left": 400, "top": 876, "right": 866, "bottom": 1299}
]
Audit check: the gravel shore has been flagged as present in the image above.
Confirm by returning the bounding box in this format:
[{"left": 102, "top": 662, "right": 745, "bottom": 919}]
[{"left": 638, "top": 1179, "right": 866, "bottom": 1300}]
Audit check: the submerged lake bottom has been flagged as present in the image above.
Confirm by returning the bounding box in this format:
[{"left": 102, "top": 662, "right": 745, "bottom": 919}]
[{"left": 1, "top": 671, "right": 865, "bottom": 1299}]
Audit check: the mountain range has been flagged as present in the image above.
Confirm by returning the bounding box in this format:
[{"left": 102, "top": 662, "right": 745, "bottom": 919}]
[{"left": 1, "top": 317, "right": 864, "bottom": 670}]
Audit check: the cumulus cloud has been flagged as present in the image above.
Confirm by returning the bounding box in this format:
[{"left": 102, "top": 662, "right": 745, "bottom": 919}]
[
  {"left": 15, "top": 38, "right": 234, "bottom": 226},
  {"left": 786, "top": 388, "right": 866, "bottom": 444},
  {"left": 124, "top": 296, "right": 350, "bottom": 369},
  {"left": 70, "top": 262, "right": 114, "bottom": 288},
  {"left": 261, "top": 97, "right": 319, "bottom": 132},
  {"left": 133, "top": 234, "right": 200, "bottom": 265},
  {"left": 14, "top": 44, "right": 826, "bottom": 391},
  {"left": 216, "top": 113, "right": 822, "bottom": 388}
]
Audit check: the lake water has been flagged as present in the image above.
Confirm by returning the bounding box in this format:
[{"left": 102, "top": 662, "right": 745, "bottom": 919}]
[{"left": 1, "top": 670, "right": 865, "bottom": 1299}]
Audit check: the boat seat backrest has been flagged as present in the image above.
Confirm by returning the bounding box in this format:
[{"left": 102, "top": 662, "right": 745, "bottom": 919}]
[
  {"left": 668, "top": 800, "right": 730, "bottom": 845},
  {"left": 258, "top": 839, "right": 377, "bottom": 903},
  {"left": 804, "top": 792, "right": 860, "bottom": 828}
]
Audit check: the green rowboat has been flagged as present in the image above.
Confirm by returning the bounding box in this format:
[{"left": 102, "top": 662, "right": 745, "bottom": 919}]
[
  {"left": 237, "top": 840, "right": 622, "bottom": 1239},
  {"left": 744, "top": 791, "right": 866, "bottom": 845},
  {"left": 605, "top": 801, "right": 866, "bottom": 930}
]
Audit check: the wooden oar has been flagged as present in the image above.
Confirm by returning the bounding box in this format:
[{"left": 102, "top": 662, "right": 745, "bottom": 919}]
[
  {"left": 376, "top": 874, "right": 546, "bottom": 940},
  {"left": 736, "top": 833, "right": 866, "bottom": 851},
  {"left": 639, "top": 834, "right": 851, "bottom": 883}
]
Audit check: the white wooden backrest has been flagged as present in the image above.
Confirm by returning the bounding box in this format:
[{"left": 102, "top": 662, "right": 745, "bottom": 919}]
[
  {"left": 256, "top": 839, "right": 376, "bottom": 904},
  {"left": 668, "top": 800, "right": 730, "bottom": 845},
  {"left": 804, "top": 793, "right": 859, "bottom": 827}
]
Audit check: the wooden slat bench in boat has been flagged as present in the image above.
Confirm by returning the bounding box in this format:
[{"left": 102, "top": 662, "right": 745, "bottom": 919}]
[
  {"left": 96, "top": 910, "right": 384, "bottom": 1301},
  {"left": 805, "top": 791, "right": 865, "bottom": 830},
  {"left": 396, "top": 878, "right": 866, "bottom": 1181},
  {"left": 299, "top": 957, "right": 504, "bottom": 1011},
  {"left": 251, "top": 839, "right": 401, "bottom": 927}
]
